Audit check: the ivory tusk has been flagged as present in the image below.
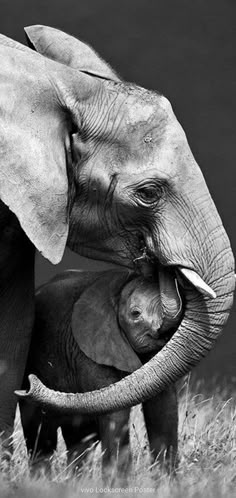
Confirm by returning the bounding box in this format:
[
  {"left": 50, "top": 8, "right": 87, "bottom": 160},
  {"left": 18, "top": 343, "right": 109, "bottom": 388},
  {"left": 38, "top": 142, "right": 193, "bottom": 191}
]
[
  {"left": 15, "top": 389, "right": 28, "bottom": 398},
  {"left": 179, "top": 268, "right": 216, "bottom": 299}
]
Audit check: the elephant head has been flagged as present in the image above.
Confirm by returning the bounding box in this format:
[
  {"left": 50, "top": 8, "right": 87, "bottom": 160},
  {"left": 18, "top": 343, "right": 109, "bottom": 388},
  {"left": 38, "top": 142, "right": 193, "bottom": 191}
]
[
  {"left": 69, "top": 270, "right": 182, "bottom": 373},
  {"left": 118, "top": 269, "right": 182, "bottom": 354},
  {"left": 13, "top": 26, "right": 234, "bottom": 413}
]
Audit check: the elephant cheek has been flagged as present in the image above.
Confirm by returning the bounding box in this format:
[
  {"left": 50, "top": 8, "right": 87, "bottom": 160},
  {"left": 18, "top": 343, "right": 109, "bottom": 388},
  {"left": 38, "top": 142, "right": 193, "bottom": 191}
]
[{"left": 125, "top": 324, "right": 148, "bottom": 352}]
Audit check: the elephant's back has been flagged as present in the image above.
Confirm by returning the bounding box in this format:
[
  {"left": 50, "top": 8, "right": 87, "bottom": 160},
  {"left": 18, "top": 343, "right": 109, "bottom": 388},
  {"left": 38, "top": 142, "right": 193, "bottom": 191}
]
[{"left": 35, "top": 269, "right": 131, "bottom": 314}]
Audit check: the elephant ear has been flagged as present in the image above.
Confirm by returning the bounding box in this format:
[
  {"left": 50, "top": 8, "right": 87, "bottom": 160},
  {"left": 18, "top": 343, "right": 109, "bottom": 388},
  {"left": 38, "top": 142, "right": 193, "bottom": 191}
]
[
  {"left": 72, "top": 271, "right": 142, "bottom": 373},
  {"left": 0, "top": 34, "right": 99, "bottom": 264},
  {"left": 24, "top": 25, "right": 120, "bottom": 81},
  {"left": 0, "top": 37, "right": 70, "bottom": 264}
]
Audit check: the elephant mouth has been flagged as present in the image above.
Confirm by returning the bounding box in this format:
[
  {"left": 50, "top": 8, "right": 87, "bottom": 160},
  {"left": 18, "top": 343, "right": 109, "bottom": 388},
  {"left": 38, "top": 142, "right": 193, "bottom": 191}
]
[
  {"left": 130, "top": 332, "right": 178, "bottom": 355},
  {"left": 69, "top": 230, "right": 151, "bottom": 270},
  {"left": 135, "top": 249, "right": 216, "bottom": 300}
]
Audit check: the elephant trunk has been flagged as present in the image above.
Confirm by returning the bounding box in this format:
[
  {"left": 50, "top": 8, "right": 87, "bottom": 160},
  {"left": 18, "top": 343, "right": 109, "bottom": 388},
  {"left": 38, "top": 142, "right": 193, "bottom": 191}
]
[{"left": 16, "top": 240, "right": 235, "bottom": 414}]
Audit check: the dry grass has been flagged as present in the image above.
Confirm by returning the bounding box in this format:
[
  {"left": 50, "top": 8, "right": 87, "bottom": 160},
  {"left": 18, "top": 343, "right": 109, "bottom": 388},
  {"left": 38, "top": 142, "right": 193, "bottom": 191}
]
[{"left": 0, "top": 378, "right": 236, "bottom": 497}]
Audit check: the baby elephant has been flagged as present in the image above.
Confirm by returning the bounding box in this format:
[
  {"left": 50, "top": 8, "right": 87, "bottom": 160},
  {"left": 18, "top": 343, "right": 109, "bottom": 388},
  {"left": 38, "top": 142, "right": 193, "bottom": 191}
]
[{"left": 20, "top": 269, "right": 182, "bottom": 477}]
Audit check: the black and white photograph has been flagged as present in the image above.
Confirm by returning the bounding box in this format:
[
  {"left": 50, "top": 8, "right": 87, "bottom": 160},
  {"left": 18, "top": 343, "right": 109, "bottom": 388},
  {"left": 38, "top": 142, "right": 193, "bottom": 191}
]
[{"left": 0, "top": 1, "right": 235, "bottom": 496}]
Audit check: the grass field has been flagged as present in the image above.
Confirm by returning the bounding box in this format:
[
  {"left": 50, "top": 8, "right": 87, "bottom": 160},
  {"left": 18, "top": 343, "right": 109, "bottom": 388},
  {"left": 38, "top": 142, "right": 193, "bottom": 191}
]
[{"left": 0, "top": 377, "right": 236, "bottom": 498}]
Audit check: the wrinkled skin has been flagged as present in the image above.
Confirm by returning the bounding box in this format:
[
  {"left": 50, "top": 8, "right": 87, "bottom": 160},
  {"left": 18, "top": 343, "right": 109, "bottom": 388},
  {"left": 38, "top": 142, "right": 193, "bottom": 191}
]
[
  {"left": 0, "top": 24, "right": 233, "bottom": 438},
  {"left": 20, "top": 270, "right": 180, "bottom": 476},
  {"left": 119, "top": 270, "right": 182, "bottom": 354}
]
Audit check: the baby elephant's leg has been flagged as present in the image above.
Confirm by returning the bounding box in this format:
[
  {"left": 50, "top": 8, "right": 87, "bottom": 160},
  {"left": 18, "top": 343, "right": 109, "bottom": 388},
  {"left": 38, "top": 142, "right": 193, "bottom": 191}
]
[
  {"left": 19, "top": 400, "right": 58, "bottom": 476},
  {"left": 99, "top": 409, "right": 131, "bottom": 483},
  {"left": 142, "top": 385, "right": 178, "bottom": 472},
  {"left": 61, "top": 414, "right": 98, "bottom": 473}
]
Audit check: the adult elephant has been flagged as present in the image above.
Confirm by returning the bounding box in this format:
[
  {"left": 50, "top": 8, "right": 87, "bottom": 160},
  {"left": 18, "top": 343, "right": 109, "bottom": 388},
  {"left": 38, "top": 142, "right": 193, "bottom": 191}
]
[
  {"left": 17, "top": 27, "right": 235, "bottom": 414},
  {"left": 0, "top": 24, "right": 233, "bottom": 435}
]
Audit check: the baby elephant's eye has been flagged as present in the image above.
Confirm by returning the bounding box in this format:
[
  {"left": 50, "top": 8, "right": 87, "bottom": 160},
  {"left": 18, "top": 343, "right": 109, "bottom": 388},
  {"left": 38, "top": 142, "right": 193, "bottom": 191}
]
[{"left": 131, "top": 308, "right": 141, "bottom": 319}]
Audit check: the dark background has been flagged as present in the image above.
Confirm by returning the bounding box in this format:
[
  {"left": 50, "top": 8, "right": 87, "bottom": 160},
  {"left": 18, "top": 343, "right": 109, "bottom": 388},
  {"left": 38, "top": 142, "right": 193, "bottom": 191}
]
[{"left": 0, "top": 0, "right": 235, "bottom": 386}]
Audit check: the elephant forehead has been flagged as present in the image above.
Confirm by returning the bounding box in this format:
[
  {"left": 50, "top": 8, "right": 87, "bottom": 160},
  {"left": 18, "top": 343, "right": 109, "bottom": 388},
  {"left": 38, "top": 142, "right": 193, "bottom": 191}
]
[
  {"left": 112, "top": 106, "right": 188, "bottom": 178},
  {"left": 125, "top": 101, "right": 157, "bottom": 126},
  {"left": 131, "top": 287, "right": 160, "bottom": 305},
  {"left": 103, "top": 83, "right": 174, "bottom": 144},
  {"left": 123, "top": 121, "right": 191, "bottom": 185},
  {"left": 126, "top": 95, "right": 173, "bottom": 124},
  {"left": 121, "top": 96, "right": 172, "bottom": 142},
  {"left": 123, "top": 280, "right": 161, "bottom": 310}
]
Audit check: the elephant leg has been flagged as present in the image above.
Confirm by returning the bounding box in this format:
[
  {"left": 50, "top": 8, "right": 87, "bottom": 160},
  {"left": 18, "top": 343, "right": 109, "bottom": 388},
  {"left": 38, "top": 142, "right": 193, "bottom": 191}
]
[
  {"left": 61, "top": 415, "right": 98, "bottom": 473},
  {"left": 99, "top": 409, "right": 131, "bottom": 483},
  {"left": 142, "top": 384, "right": 178, "bottom": 472},
  {"left": 0, "top": 209, "right": 35, "bottom": 452},
  {"left": 19, "top": 399, "right": 57, "bottom": 476}
]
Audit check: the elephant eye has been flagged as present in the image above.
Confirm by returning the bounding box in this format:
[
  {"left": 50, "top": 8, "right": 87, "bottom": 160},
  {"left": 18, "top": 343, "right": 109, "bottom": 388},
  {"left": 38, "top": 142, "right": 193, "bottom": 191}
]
[
  {"left": 135, "top": 184, "right": 162, "bottom": 206},
  {"left": 130, "top": 308, "right": 142, "bottom": 319}
]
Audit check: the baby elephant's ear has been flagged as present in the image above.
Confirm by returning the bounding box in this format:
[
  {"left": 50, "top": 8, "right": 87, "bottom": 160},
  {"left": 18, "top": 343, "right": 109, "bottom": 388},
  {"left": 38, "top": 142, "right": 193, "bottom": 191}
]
[
  {"left": 25, "top": 25, "right": 120, "bottom": 81},
  {"left": 72, "top": 272, "right": 142, "bottom": 373}
]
